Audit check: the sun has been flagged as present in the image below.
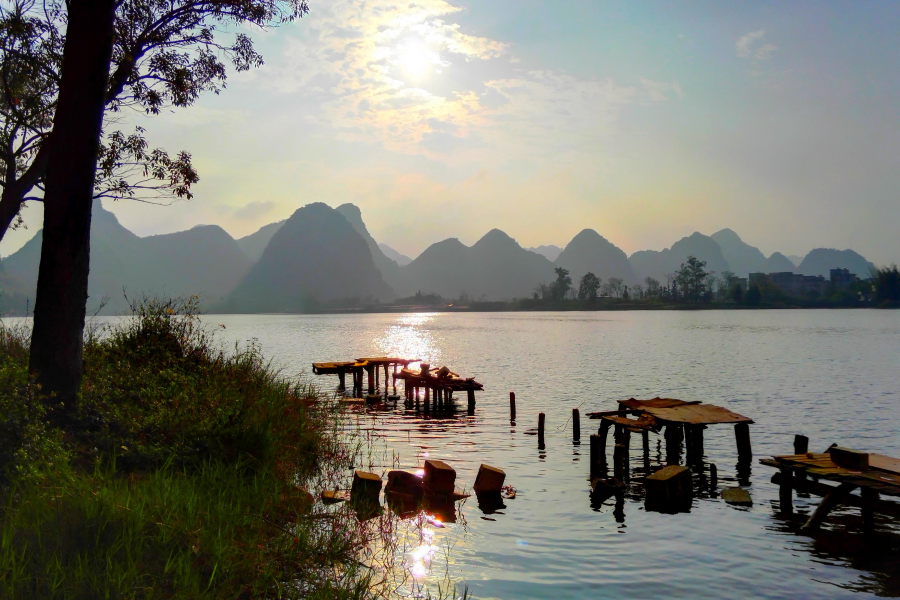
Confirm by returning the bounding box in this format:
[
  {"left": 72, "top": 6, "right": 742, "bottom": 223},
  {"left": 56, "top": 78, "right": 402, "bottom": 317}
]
[{"left": 395, "top": 38, "right": 440, "bottom": 79}]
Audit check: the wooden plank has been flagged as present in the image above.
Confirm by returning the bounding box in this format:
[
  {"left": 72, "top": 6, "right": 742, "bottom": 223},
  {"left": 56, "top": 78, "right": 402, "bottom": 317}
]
[
  {"left": 619, "top": 398, "right": 701, "bottom": 410},
  {"left": 870, "top": 453, "right": 900, "bottom": 475},
  {"left": 640, "top": 403, "right": 752, "bottom": 425},
  {"left": 600, "top": 415, "right": 658, "bottom": 432}
]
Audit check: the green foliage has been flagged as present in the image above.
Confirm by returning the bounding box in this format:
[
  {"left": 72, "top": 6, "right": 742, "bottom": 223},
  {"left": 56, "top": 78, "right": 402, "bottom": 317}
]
[
  {"left": 745, "top": 284, "right": 762, "bottom": 306},
  {"left": 872, "top": 264, "right": 900, "bottom": 304},
  {"left": 551, "top": 267, "right": 572, "bottom": 300},
  {"left": 674, "top": 256, "right": 708, "bottom": 303},
  {"left": 0, "top": 298, "right": 372, "bottom": 598},
  {"left": 577, "top": 272, "right": 601, "bottom": 301},
  {"left": 730, "top": 283, "right": 743, "bottom": 304}
]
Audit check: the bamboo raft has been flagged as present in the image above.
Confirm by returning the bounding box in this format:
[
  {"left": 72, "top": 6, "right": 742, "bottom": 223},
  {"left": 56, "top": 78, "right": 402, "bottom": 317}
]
[{"left": 761, "top": 444, "right": 900, "bottom": 532}]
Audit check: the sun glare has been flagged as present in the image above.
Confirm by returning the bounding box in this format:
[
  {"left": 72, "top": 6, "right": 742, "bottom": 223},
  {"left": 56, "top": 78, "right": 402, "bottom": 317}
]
[{"left": 395, "top": 38, "right": 440, "bottom": 79}]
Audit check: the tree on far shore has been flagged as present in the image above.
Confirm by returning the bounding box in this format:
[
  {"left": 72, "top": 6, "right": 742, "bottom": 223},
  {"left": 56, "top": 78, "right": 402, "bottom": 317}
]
[
  {"left": 872, "top": 265, "right": 900, "bottom": 303},
  {"left": 577, "top": 272, "right": 600, "bottom": 301},
  {"left": 552, "top": 267, "right": 572, "bottom": 300}
]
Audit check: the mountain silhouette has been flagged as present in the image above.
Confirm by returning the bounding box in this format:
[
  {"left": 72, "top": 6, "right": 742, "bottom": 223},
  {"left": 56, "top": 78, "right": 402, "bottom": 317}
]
[
  {"left": 710, "top": 229, "right": 767, "bottom": 276},
  {"left": 407, "top": 229, "right": 554, "bottom": 300},
  {"left": 335, "top": 203, "right": 413, "bottom": 297},
  {"left": 795, "top": 249, "right": 876, "bottom": 278},
  {"left": 554, "top": 229, "right": 637, "bottom": 285},
  {"left": 237, "top": 220, "right": 286, "bottom": 262},
  {"left": 1, "top": 201, "right": 251, "bottom": 314},
  {"left": 527, "top": 245, "right": 563, "bottom": 262},
  {"left": 763, "top": 252, "right": 796, "bottom": 273},
  {"left": 378, "top": 243, "right": 412, "bottom": 266},
  {"left": 224, "top": 203, "right": 392, "bottom": 312},
  {"left": 629, "top": 232, "right": 730, "bottom": 282}
]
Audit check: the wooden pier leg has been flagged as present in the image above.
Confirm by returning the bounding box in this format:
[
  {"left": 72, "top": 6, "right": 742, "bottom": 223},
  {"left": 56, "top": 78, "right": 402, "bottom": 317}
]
[
  {"left": 572, "top": 408, "right": 581, "bottom": 442},
  {"left": 393, "top": 364, "right": 398, "bottom": 394},
  {"left": 383, "top": 365, "right": 389, "bottom": 394},
  {"left": 802, "top": 483, "right": 857, "bottom": 532},
  {"left": 338, "top": 370, "right": 346, "bottom": 391},
  {"left": 366, "top": 365, "right": 375, "bottom": 395},
  {"left": 735, "top": 422, "right": 752, "bottom": 463},
  {"left": 538, "top": 413, "right": 545, "bottom": 449},
  {"left": 691, "top": 425, "right": 705, "bottom": 465},
  {"left": 684, "top": 424, "right": 694, "bottom": 463},
  {"left": 375, "top": 366, "right": 379, "bottom": 390},
  {"left": 709, "top": 463, "right": 718, "bottom": 490},
  {"left": 616, "top": 429, "right": 631, "bottom": 481},
  {"left": 861, "top": 488, "right": 878, "bottom": 534},
  {"left": 794, "top": 434, "right": 809, "bottom": 455},
  {"left": 598, "top": 420, "right": 611, "bottom": 459},
  {"left": 590, "top": 434, "right": 603, "bottom": 478},
  {"left": 467, "top": 389, "right": 475, "bottom": 415},
  {"left": 778, "top": 465, "right": 794, "bottom": 514},
  {"left": 509, "top": 392, "right": 516, "bottom": 421},
  {"left": 424, "top": 385, "right": 430, "bottom": 413},
  {"left": 664, "top": 423, "right": 681, "bottom": 465}
]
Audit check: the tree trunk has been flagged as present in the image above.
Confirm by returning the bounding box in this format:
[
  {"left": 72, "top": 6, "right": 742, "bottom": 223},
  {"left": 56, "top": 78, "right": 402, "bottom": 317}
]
[{"left": 29, "top": 0, "right": 116, "bottom": 410}]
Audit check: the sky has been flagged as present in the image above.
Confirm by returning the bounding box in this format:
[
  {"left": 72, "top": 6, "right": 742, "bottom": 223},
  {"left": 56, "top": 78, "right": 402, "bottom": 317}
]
[{"left": 3, "top": 0, "right": 899, "bottom": 264}]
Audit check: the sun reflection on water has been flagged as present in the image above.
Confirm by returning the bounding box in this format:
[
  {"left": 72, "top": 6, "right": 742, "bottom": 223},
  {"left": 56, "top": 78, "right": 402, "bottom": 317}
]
[{"left": 375, "top": 313, "right": 443, "bottom": 370}]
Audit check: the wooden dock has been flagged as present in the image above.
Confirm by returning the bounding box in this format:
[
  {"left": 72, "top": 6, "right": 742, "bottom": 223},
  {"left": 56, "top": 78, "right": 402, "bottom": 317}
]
[
  {"left": 761, "top": 446, "right": 900, "bottom": 532},
  {"left": 587, "top": 397, "right": 754, "bottom": 471},
  {"left": 312, "top": 357, "right": 483, "bottom": 414}
]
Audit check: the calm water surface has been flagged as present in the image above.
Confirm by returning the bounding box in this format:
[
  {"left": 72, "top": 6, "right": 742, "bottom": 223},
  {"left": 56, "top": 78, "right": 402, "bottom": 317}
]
[{"left": 206, "top": 310, "right": 900, "bottom": 600}]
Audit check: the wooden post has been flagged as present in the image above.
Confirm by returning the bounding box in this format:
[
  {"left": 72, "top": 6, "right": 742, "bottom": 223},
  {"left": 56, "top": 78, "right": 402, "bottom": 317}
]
[
  {"left": 861, "top": 487, "right": 878, "bottom": 533},
  {"left": 366, "top": 365, "right": 375, "bottom": 395},
  {"left": 424, "top": 385, "right": 430, "bottom": 413},
  {"left": 538, "top": 413, "right": 545, "bottom": 449},
  {"left": 572, "top": 408, "right": 581, "bottom": 442},
  {"left": 598, "top": 419, "right": 611, "bottom": 456},
  {"left": 709, "top": 463, "right": 718, "bottom": 490},
  {"left": 383, "top": 364, "right": 389, "bottom": 393},
  {"left": 664, "top": 423, "right": 681, "bottom": 465},
  {"left": 802, "top": 483, "right": 857, "bottom": 531},
  {"left": 338, "top": 370, "right": 346, "bottom": 391},
  {"left": 778, "top": 465, "right": 793, "bottom": 514},
  {"left": 467, "top": 389, "right": 476, "bottom": 415},
  {"left": 684, "top": 424, "right": 694, "bottom": 463},
  {"left": 590, "top": 434, "right": 603, "bottom": 477},
  {"left": 509, "top": 392, "right": 516, "bottom": 421},
  {"left": 375, "top": 365, "right": 379, "bottom": 389},
  {"left": 793, "top": 434, "right": 809, "bottom": 455},
  {"left": 392, "top": 364, "right": 398, "bottom": 394},
  {"left": 616, "top": 428, "right": 631, "bottom": 481},
  {"left": 691, "top": 425, "right": 705, "bottom": 464},
  {"left": 735, "top": 422, "right": 752, "bottom": 462}
]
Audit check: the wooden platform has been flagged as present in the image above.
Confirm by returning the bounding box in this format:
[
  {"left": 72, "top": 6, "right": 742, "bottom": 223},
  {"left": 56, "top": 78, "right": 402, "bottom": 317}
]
[{"left": 762, "top": 447, "right": 900, "bottom": 531}]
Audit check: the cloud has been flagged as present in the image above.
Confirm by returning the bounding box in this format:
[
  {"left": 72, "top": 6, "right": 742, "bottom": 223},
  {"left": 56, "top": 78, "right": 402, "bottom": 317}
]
[
  {"left": 251, "top": 0, "right": 678, "bottom": 164},
  {"left": 232, "top": 200, "right": 275, "bottom": 221},
  {"left": 736, "top": 29, "right": 777, "bottom": 61}
]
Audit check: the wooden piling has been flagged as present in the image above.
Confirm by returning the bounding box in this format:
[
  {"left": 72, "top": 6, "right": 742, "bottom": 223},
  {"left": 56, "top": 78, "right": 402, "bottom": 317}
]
[
  {"left": 642, "top": 430, "right": 650, "bottom": 471},
  {"left": 778, "top": 465, "right": 793, "bottom": 514},
  {"left": 338, "top": 370, "right": 346, "bottom": 391},
  {"left": 467, "top": 389, "right": 476, "bottom": 415},
  {"left": 572, "top": 408, "right": 581, "bottom": 441},
  {"left": 691, "top": 425, "right": 705, "bottom": 464},
  {"left": 366, "top": 365, "right": 375, "bottom": 395},
  {"left": 598, "top": 419, "right": 612, "bottom": 453},
  {"left": 794, "top": 434, "right": 809, "bottom": 455},
  {"left": 538, "top": 413, "right": 545, "bottom": 449},
  {"left": 509, "top": 392, "right": 516, "bottom": 421},
  {"left": 709, "top": 463, "right": 718, "bottom": 489},
  {"left": 735, "top": 422, "right": 752, "bottom": 462},
  {"left": 802, "top": 483, "right": 856, "bottom": 531},
  {"left": 614, "top": 428, "right": 631, "bottom": 481}
]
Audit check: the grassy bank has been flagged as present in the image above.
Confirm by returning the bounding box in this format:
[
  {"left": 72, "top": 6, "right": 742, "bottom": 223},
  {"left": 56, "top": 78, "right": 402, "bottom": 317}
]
[{"left": 0, "top": 298, "right": 371, "bottom": 599}]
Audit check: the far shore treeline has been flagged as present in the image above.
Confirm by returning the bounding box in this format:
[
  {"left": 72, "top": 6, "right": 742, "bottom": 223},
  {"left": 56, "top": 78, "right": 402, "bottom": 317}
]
[{"left": 1, "top": 200, "right": 897, "bottom": 315}]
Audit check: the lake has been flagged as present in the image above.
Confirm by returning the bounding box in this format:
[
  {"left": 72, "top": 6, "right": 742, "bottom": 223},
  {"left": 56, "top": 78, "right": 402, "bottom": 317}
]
[{"left": 206, "top": 309, "right": 900, "bottom": 599}]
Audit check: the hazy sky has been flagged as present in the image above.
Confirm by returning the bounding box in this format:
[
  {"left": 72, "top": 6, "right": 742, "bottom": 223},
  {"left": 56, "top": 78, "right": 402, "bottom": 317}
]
[{"left": 3, "top": 0, "right": 899, "bottom": 263}]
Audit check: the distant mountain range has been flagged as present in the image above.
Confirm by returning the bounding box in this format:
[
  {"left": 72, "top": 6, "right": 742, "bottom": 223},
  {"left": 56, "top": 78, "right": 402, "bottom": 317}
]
[{"left": 0, "top": 201, "right": 882, "bottom": 313}]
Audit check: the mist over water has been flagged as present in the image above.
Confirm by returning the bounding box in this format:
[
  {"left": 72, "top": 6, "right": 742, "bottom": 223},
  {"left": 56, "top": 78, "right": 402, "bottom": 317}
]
[{"left": 206, "top": 309, "right": 900, "bottom": 599}]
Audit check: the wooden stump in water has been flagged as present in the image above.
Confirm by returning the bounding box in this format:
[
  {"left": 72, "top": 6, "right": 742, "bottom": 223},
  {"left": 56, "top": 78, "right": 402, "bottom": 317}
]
[
  {"left": 467, "top": 389, "right": 476, "bottom": 415},
  {"left": 778, "top": 465, "right": 793, "bottom": 514},
  {"left": 538, "top": 412, "right": 546, "bottom": 449},
  {"left": 509, "top": 391, "right": 516, "bottom": 421},
  {"left": 590, "top": 434, "right": 604, "bottom": 477},
  {"left": 572, "top": 408, "right": 581, "bottom": 442},
  {"left": 794, "top": 434, "right": 809, "bottom": 455}
]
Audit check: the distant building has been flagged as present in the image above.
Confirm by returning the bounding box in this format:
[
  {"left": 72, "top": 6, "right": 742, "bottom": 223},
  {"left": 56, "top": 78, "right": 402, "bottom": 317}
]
[
  {"left": 749, "top": 271, "right": 828, "bottom": 296},
  {"left": 830, "top": 268, "right": 858, "bottom": 290}
]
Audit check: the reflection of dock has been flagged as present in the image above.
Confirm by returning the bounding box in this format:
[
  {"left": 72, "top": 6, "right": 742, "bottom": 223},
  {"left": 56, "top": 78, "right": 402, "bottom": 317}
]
[
  {"left": 762, "top": 445, "right": 900, "bottom": 532},
  {"left": 312, "top": 357, "right": 484, "bottom": 414}
]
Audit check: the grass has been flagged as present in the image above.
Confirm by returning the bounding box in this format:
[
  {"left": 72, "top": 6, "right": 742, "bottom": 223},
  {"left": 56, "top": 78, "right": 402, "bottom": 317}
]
[{"left": 0, "top": 297, "right": 373, "bottom": 599}]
